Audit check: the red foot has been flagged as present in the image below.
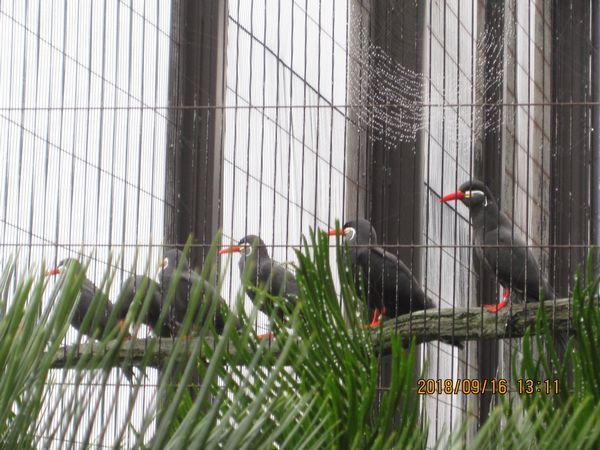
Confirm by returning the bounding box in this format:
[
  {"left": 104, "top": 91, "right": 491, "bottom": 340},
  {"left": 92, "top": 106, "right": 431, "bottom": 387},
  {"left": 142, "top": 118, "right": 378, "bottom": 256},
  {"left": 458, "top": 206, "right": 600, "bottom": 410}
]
[
  {"left": 364, "top": 308, "right": 388, "bottom": 329},
  {"left": 258, "top": 332, "right": 274, "bottom": 341},
  {"left": 484, "top": 300, "right": 508, "bottom": 313}
]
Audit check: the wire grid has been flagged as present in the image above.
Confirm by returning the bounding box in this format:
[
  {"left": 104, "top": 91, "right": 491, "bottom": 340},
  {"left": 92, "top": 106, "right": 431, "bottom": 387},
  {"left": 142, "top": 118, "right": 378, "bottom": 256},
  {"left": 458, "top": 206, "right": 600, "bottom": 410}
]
[{"left": 0, "top": 0, "right": 593, "bottom": 448}]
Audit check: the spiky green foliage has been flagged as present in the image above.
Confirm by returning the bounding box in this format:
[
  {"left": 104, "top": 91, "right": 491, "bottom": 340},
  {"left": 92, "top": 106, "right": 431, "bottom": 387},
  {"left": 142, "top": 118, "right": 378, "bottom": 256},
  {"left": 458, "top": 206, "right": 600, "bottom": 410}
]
[
  {"left": 163, "top": 230, "right": 426, "bottom": 449},
  {"left": 0, "top": 233, "right": 425, "bottom": 449},
  {"left": 467, "top": 254, "right": 600, "bottom": 450},
  {"left": 3, "top": 235, "right": 600, "bottom": 449}
]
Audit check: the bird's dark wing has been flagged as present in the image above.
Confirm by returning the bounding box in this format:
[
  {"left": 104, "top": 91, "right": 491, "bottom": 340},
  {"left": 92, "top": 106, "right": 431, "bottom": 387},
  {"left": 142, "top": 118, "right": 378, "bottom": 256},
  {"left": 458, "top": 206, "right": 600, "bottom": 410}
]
[
  {"left": 357, "top": 247, "right": 432, "bottom": 316},
  {"left": 132, "top": 277, "right": 175, "bottom": 336},
  {"left": 255, "top": 259, "right": 298, "bottom": 319},
  {"left": 174, "top": 271, "right": 228, "bottom": 334},
  {"left": 483, "top": 223, "right": 554, "bottom": 301},
  {"left": 72, "top": 278, "right": 112, "bottom": 337}
]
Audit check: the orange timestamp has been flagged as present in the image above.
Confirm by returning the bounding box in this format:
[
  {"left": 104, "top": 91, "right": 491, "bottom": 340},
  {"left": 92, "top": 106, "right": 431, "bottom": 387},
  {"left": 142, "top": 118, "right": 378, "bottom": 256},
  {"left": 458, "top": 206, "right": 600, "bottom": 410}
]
[
  {"left": 517, "top": 379, "right": 560, "bottom": 394},
  {"left": 417, "top": 378, "right": 508, "bottom": 395}
]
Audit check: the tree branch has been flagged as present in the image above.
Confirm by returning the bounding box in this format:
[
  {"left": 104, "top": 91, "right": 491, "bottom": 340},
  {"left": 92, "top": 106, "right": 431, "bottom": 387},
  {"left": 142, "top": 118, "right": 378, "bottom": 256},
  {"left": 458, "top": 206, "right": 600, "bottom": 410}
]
[
  {"left": 49, "top": 298, "right": 571, "bottom": 369},
  {"left": 380, "top": 298, "right": 571, "bottom": 347}
]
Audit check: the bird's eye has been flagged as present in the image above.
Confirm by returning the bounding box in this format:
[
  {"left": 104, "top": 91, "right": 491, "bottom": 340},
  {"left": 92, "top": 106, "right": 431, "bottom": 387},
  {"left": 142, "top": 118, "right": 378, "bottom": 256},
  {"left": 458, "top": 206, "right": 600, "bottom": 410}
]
[
  {"left": 242, "top": 243, "right": 253, "bottom": 256},
  {"left": 344, "top": 227, "right": 356, "bottom": 240},
  {"left": 466, "top": 190, "right": 487, "bottom": 205}
]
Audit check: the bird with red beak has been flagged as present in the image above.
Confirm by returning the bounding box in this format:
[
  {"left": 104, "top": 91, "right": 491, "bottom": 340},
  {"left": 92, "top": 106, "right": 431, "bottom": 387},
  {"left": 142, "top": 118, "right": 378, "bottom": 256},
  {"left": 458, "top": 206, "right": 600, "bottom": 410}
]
[
  {"left": 46, "top": 258, "right": 116, "bottom": 339},
  {"left": 219, "top": 235, "right": 298, "bottom": 339},
  {"left": 328, "top": 219, "right": 463, "bottom": 349},
  {"left": 440, "top": 179, "right": 555, "bottom": 312}
]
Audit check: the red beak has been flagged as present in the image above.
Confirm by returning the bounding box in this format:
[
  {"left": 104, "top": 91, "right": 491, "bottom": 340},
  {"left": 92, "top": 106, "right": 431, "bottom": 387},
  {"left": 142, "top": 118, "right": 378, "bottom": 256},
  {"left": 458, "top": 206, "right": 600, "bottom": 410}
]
[
  {"left": 219, "top": 245, "right": 242, "bottom": 255},
  {"left": 327, "top": 228, "right": 343, "bottom": 236},
  {"left": 440, "top": 191, "right": 465, "bottom": 203},
  {"left": 45, "top": 268, "right": 60, "bottom": 277}
]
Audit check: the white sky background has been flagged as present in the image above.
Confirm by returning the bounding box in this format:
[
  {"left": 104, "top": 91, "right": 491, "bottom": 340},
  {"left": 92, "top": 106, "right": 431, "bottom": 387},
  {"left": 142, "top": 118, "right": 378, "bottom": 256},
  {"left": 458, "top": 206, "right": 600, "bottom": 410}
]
[
  {"left": 0, "top": 0, "right": 171, "bottom": 447},
  {"left": 0, "top": 0, "right": 169, "bottom": 288}
]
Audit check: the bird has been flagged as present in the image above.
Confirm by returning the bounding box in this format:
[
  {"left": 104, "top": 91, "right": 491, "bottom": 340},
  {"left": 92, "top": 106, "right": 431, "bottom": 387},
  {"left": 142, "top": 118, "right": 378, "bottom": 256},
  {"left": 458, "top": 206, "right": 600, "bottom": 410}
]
[
  {"left": 115, "top": 275, "right": 175, "bottom": 337},
  {"left": 157, "top": 248, "right": 227, "bottom": 335},
  {"left": 47, "top": 258, "right": 137, "bottom": 382},
  {"left": 440, "top": 179, "right": 556, "bottom": 312},
  {"left": 46, "top": 258, "right": 116, "bottom": 339},
  {"left": 219, "top": 235, "right": 299, "bottom": 323},
  {"left": 328, "top": 219, "right": 462, "bottom": 349},
  {"left": 328, "top": 219, "right": 433, "bottom": 325}
]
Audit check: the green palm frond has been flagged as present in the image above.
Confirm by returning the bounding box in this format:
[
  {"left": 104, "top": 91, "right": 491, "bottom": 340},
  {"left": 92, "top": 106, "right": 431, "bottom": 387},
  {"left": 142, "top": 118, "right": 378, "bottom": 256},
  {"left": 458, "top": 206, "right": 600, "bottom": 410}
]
[{"left": 3, "top": 237, "right": 600, "bottom": 448}]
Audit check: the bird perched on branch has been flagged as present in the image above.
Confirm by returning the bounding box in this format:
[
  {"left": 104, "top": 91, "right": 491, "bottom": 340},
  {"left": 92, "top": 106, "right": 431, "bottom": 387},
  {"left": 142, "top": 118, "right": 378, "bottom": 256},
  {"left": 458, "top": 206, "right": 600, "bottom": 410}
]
[
  {"left": 328, "top": 218, "right": 462, "bottom": 349},
  {"left": 46, "top": 258, "right": 116, "bottom": 339},
  {"left": 219, "top": 235, "right": 299, "bottom": 329},
  {"left": 328, "top": 219, "right": 431, "bottom": 324},
  {"left": 47, "top": 258, "right": 137, "bottom": 382},
  {"left": 441, "top": 179, "right": 556, "bottom": 312},
  {"left": 157, "top": 248, "right": 227, "bottom": 335}
]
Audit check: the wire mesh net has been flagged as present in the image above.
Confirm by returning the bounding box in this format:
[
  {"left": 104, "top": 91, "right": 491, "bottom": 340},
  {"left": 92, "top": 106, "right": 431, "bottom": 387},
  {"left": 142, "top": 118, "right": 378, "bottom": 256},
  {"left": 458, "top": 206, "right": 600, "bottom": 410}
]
[{"left": 0, "top": 0, "right": 593, "bottom": 447}]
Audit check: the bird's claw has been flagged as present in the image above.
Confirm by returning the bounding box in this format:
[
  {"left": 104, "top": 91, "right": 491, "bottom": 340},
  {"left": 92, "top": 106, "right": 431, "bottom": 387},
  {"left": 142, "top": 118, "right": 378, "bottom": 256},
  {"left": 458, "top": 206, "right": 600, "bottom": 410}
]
[
  {"left": 364, "top": 309, "right": 385, "bottom": 328},
  {"left": 484, "top": 300, "right": 508, "bottom": 313},
  {"left": 364, "top": 319, "right": 382, "bottom": 329}
]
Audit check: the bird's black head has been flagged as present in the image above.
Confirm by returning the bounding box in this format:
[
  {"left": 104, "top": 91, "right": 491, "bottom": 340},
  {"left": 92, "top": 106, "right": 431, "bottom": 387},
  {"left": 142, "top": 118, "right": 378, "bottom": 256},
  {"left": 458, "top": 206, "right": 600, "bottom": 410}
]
[
  {"left": 237, "top": 235, "right": 270, "bottom": 259},
  {"left": 328, "top": 218, "right": 378, "bottom": 246},
  {"left": 219, "top": 235, "right": 270, "bottom": 259},
  {"left": 441, "top": 179, "right": 496, "bottom": 209},
  {"left": 159, "top": 248, "right": 190, "bottom": 277},
  {"left": 46, "top": 258, "right": 82, "bottom": 277}
]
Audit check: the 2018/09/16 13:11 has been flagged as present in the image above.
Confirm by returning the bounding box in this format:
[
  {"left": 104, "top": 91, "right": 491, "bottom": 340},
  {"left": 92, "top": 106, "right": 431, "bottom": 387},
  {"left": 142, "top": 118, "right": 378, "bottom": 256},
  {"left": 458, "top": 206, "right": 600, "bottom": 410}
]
[{"left": 417, "top": 378, "right": 560, "bottom": 395}]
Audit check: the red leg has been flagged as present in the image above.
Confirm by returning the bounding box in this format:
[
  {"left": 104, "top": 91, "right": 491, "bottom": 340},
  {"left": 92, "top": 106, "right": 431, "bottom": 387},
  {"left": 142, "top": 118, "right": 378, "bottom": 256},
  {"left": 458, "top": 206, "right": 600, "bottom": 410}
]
[
  {"left": 364, "top": 308, "right": 387, "bottom": 328},
  {"left": 484, "top": 288, "right": 510, "bottom": 313},
  {"left": 258, "top": 332, "right": 274, "bottom": 341}
]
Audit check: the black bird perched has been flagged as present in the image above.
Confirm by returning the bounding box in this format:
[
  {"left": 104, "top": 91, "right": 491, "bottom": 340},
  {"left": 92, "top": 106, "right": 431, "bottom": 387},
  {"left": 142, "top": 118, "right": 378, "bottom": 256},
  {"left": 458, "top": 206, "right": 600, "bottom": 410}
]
[
  {"left": 441, "top": 179, "right": 555, "bottom": 312},
  {"left": 328, "top": 219, "right": 433, "bottom": 326},
  {"left": 116, "top": 275, "right": 175, "bottom": 337},
  {"left": 157, "top": 248, "right": 227, "bottom": 334},
  {"left": 46, "top": 258, "right": 115, "bottom": 339},
  {"left": 328, "top": 219, "right": 462, "bottom": 349},
  {"left": 219, "top": 235, "right": 299, "bottom": 323}
]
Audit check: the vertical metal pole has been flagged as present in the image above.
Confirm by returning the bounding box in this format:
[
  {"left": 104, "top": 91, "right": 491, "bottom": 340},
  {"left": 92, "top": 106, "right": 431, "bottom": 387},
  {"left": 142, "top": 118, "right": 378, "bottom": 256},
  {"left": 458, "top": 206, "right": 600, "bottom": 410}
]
[
  {"left": 165, "top": 0, "right": 227, "bottom": 267},
  {"left": 551, "top": 0, "right": 591, "bottom": 295},
  {"left": 477, "top": 0, "right": 504, "bottom": 429},
  {"left": 162, "top": 0, "right": 227, "bottom": 417},
  {"left": 368, "top": 0, "right": 424, "bottom": 428},
  {"left": 592, "top": 0, "right": 600, "bottom": 272}
]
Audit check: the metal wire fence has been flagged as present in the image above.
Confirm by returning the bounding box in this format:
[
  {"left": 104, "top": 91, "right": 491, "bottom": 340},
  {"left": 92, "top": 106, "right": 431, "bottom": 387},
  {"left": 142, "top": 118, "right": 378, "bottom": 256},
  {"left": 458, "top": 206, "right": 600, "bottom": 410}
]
[{"left": 0, "top": 0, "right": 594, "bottom": 447}]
